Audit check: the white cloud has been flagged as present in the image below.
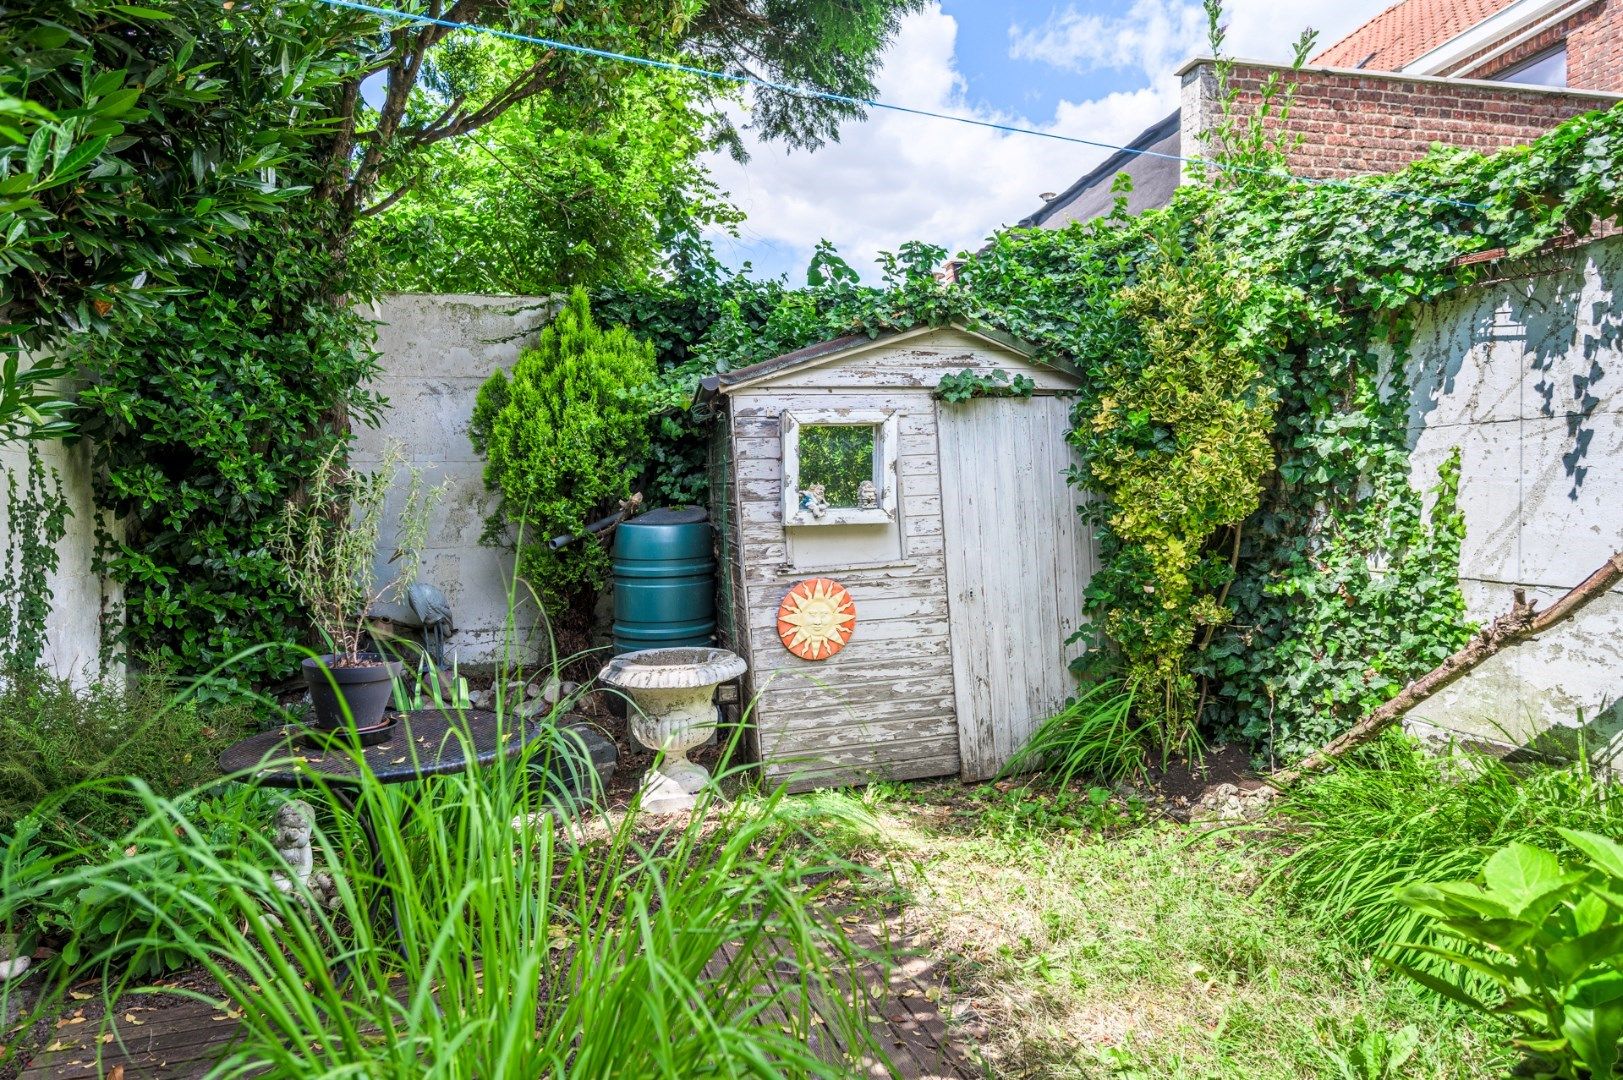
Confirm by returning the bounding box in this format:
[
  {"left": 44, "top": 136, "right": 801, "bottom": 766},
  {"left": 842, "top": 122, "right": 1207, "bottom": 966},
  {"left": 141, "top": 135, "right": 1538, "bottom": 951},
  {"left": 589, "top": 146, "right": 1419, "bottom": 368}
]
[
  {"left": 1009, "top": 0, "right": 1207, "bottom": 79},
  {"left": 704, "top": 0, "right": 1391, "bottom": 281},
  {"left": 1011, "top": 0, "right": 1387, "bottom": 74}
]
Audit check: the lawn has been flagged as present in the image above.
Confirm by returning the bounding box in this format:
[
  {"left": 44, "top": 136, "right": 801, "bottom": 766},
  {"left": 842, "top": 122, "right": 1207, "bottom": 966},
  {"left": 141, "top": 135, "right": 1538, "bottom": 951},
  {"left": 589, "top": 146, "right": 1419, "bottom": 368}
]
[{"left": 820, "top": 780, "right": 1505, "bottom": 1079}]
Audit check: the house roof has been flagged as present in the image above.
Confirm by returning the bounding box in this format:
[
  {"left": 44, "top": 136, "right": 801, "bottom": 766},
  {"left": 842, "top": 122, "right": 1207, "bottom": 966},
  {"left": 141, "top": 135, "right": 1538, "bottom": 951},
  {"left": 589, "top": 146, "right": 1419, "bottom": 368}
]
[
  {"left": 1019, "top": 111, "right": 1183, "bottom": 229},
  {"left": 696, "top": 322, "right": 1067, "bottom": 401},
  {"left": 1311, "top": 0, "right": 1521, "bottom": 70}
]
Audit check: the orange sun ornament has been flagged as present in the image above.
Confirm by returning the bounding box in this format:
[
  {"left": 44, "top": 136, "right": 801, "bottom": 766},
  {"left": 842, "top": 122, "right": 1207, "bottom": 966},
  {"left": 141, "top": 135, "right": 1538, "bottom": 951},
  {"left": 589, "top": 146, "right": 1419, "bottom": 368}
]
[{"left": 776, "top": 578, "right": 857, "bottom": 660}]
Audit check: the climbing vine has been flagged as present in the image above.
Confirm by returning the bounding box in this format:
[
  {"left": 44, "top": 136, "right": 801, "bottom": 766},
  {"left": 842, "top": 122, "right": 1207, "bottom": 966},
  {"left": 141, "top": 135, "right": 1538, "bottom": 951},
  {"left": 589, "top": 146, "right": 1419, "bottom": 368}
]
[
  {"left": 933, "top": 367, "right": 1035, "bottom": 403},
  {"left": 0, "top": 445, "right": 70, "bottom": 671}
]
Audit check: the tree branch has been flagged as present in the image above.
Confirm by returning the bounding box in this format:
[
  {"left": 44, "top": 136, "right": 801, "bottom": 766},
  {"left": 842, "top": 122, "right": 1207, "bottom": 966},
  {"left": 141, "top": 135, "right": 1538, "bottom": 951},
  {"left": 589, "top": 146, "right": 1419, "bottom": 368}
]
[
  {"left": 405, "top": 53, "right": 560, "bottom": 148},
  {"left": 358, "top": 181, "right": 415, "bottom": 218},
  {"left": 1266, "top": 550, "right": 1623, "bottom": 793}
]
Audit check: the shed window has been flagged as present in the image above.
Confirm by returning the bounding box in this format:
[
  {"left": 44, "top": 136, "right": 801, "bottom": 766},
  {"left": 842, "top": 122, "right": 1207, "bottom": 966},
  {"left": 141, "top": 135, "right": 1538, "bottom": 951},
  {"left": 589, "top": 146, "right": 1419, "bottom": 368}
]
[{"left": 781, "top": 410, "right": 897, "bottom": 526}]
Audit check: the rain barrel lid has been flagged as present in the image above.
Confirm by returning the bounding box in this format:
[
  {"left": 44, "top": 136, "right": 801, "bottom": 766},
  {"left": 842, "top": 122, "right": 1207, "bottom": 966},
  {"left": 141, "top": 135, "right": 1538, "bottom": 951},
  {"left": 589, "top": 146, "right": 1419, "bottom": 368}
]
[{"left": 626, "top": 506, "right": 708, "bottom": 526}]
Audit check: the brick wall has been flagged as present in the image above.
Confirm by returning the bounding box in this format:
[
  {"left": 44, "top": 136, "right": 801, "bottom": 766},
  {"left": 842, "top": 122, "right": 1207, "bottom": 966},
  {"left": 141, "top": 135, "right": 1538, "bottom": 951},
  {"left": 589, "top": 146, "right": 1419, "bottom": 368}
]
[
  {"left": 1180, "top": 59, "right": 1621, "bottom": 180},
  {"left": 1457, "top": 0, "right": 1623, "bottom": 91}
]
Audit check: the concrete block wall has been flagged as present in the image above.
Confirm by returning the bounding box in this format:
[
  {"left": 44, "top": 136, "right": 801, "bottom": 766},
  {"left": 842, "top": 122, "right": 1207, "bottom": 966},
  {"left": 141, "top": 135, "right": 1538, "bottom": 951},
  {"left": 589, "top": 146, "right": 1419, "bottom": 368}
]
[
  {"left": 1402, "top": 235, "right": 1622, "bottom": 758},
  {"left": 1178, "top": 58, "right": 1620, "bottom": 180},
  {"left": 356, "top": 293, "right": 557, "bottom": 669}
]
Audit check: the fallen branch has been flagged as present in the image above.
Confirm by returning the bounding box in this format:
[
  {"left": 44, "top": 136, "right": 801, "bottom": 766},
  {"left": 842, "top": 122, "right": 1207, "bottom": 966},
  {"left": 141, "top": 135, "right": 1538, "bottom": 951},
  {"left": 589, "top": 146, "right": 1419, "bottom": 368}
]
[{"left": 1266, "top": 550, "right": 1623, "bottom": 793}]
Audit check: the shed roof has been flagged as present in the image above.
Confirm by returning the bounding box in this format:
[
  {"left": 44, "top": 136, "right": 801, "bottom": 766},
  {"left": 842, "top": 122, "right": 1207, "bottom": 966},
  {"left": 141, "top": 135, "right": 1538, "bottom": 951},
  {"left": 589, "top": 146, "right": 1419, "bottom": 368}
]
[
  {"left": 1311, "top": 0, "right": 1520, "bottom": 70},
  {"left": 698, "top": 322, "right": 1070, "bottom": 398}
]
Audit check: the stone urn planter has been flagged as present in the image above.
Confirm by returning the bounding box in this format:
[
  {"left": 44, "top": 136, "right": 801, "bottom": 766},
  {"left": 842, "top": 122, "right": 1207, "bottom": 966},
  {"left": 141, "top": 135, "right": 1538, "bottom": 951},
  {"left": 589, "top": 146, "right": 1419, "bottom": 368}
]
[{"left": 598, "top": 647, "right": 747, "bottom": 813}]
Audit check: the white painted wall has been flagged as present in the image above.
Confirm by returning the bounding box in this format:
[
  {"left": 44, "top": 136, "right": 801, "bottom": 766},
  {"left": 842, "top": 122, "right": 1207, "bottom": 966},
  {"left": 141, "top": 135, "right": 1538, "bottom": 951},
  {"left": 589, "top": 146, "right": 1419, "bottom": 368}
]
[
  {"left": 358, "top": 293, "right": 557, "bottom": 668},
  {"left": 1403, "top": 237, "right": 1622, "bottom": 760}
]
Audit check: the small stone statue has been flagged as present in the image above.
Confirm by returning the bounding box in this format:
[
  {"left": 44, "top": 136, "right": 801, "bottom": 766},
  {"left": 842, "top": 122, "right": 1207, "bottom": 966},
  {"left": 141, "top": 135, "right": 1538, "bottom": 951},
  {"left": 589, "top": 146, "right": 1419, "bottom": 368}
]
[
  {"left": 271, "top": 799, "right": 316, "bottom": 893},
  {"left": 856, "top": 480, "right": 879, "bottom": 510},
  {"left": 0, "top": 934, "right": 30, "bottom": 982},
  {"left": 270, "top": 799, "right": 341, "bottom": 911},
  {"left": 797, "top": 483, "right": 829, "bottom": 519}
]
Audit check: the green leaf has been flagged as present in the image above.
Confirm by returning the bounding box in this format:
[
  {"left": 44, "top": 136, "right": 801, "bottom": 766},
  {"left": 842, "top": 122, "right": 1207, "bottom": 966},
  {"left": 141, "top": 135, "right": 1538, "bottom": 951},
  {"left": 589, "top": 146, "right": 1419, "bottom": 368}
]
[
  {"left": 1482, "top": 843, "right": 1573, "bottom": 917},
  {"left": 1384, "top": 960, "right": 1493, "bottom": 1011},
  {"left": 1560, "top": 829, "right": 1623, "bottom": 883},
  {"left": 1559, "top": 1001, "right": 1622, "bottom": 1078}
]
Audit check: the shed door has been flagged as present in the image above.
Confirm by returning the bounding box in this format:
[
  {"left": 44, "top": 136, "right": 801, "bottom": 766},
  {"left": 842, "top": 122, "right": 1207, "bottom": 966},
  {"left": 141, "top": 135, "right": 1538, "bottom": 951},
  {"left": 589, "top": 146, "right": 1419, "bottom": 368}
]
[{"left": 937, "top": 395, "right": 1092, "bottom": 781}]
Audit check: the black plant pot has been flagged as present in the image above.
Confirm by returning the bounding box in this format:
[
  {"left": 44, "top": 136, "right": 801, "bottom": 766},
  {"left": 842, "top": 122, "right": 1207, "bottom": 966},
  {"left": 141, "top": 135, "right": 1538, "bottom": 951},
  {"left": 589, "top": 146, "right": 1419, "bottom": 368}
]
[{"left": 302, "top": 653, "right": 402, "bottom": 732}]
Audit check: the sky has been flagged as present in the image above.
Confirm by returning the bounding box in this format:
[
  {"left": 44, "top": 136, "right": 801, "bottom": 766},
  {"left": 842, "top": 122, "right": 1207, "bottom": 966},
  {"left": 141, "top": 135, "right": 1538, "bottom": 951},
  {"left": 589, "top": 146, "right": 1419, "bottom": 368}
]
[{"left": 703, "top": 0, "right": 1397, "bottom": 282}]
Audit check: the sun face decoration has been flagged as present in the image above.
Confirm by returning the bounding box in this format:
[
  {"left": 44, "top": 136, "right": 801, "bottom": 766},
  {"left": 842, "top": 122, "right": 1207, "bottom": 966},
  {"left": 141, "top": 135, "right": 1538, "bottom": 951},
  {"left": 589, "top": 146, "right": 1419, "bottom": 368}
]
[{"left": 776, "top": 578, "right": 857, "bottom": 660}]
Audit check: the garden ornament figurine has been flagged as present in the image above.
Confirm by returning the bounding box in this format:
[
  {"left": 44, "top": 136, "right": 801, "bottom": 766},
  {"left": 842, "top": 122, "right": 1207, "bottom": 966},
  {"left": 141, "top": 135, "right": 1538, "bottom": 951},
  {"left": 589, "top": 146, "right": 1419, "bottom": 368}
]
[
  {"left": 798, "top": 483, "right": 829, "bottom": 519},
  {"left": 407, "top": 581, "right": 454, "bottom": 666},
  {"left": 271, "top": 799, "right": 316, "bottom": 892},
  {"left": 367, "top": 581, "right": 455, "bottom": 667},
  {"left": 270, "top": 799, "right": 341, "bottom": 911},
  {"left": 856, "top": 480, "right": 878, "bottom": 510}
]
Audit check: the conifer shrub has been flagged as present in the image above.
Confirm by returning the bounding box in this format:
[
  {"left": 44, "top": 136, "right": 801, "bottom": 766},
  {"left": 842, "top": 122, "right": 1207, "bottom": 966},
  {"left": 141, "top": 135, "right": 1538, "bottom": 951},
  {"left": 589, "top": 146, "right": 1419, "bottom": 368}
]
[{"left": 469, "top": 288, "right": 655, "bottom": 617}]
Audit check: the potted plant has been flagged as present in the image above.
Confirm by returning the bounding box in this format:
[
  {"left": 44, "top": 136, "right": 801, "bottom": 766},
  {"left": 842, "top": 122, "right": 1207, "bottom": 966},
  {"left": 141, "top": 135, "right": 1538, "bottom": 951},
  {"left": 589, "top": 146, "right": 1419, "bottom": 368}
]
[{"left": 273, "top": 444, "right": 444, "bottom": 735}]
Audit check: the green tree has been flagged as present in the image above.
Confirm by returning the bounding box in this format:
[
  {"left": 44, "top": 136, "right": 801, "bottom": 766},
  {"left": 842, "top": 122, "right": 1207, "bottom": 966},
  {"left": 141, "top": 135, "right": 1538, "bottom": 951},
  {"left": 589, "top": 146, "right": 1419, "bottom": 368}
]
[
  {"left": 315, "top": 0, "right": 926, "bottom": 231},
  {"left": 1, "top": 0, "right": 925, "bottom": 685},
  {"left": 0, "top": 0, "right": 369, "bottom": 342},
  {"left": 4, "top": 0, "right": 386, "bottom": 685},
  {"left": 362, "top": 63, "right": 737, "bottom": 294},
  {"left": 469, "top": 288, "right": 654, "bottom": 619}
]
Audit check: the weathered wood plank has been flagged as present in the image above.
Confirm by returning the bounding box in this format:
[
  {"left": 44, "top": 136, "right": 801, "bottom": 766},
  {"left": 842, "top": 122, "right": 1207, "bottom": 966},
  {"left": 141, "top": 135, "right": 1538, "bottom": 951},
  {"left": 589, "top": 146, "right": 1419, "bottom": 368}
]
[
  {"left": 753, "top": 672, "right": 952, "bottom": 713},
  {"left": 747, "top": 619, "right": 947, "bottom": 655},
  {"left": 761, "top": 710, "right": 957, "bottom": 756},
  {"left": 902, "top": 514, "right": 942, "bottom": 539},
  {"left": 898, "top": 455, "right": 938, "bottom": 478},
  {"left": 731, "top": 392, "right": 934, "bottom": 417},
  {"left": 746, "top": 631, "right": 950, "bottom": 670},
  {"left": 761, "top": 351, "right": 1078, "bottom": 393},
  {"left": 770, "top": 750, "right": 961, "bottom": 791},
  {"left": 743, "top": 554, "right": 946, "bottom": 585},
  {"left": 748, "top": 592, "right": 947, "bottom": 631},
  {"left": 938, "top": 396, "right": 1092, "bottom": 781}
]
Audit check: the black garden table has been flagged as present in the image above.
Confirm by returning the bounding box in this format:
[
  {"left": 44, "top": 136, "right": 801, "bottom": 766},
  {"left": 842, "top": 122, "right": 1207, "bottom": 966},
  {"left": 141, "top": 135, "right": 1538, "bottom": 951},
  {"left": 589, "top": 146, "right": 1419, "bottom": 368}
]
[{"left": 218, "top": 709, "right": 535, "bottom": 953}]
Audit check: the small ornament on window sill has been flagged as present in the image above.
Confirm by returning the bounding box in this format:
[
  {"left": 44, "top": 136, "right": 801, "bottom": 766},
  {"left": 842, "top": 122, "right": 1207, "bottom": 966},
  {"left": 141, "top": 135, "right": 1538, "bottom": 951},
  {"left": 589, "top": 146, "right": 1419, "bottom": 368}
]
[
  {"left": 856, "top": 480, "right": 878, "bottom": 510},
  {"left": 797, "top": 484, "right": 829, "bottom": 519}
]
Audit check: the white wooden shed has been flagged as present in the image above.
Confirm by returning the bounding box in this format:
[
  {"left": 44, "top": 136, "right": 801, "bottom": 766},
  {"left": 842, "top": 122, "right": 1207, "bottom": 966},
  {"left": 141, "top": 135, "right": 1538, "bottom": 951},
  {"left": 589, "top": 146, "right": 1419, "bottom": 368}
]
[{"left": 698, "top": 323, "right": 1099, "bottom": 790}]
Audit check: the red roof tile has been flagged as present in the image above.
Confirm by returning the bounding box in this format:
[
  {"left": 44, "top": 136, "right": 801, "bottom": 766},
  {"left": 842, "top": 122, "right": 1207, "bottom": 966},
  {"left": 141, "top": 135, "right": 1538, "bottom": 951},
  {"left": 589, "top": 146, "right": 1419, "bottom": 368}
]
[{"left": 1311, "top": 0, "right": 1522, "bottom": 70}]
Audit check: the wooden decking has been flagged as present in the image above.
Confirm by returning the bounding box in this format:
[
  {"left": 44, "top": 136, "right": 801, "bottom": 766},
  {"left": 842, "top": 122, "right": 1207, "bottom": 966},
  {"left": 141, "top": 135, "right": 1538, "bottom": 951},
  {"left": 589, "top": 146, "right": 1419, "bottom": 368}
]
[{"left": 20, "top": 919, "right": 978, "bottom": 1079}]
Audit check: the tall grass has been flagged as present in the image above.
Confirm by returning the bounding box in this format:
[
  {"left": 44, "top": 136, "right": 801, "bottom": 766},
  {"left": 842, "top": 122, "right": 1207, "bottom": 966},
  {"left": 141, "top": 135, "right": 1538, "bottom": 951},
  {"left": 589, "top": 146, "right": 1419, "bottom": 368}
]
[
  {"left": 1000, "top": 681, "right": 1143, "bottom": 785},
  {"left": 1258, "top": 733, "right": 1623, "bottom": 969},
  {"left": 2, "top": 694, "right": 883, "bottom": 1077}
]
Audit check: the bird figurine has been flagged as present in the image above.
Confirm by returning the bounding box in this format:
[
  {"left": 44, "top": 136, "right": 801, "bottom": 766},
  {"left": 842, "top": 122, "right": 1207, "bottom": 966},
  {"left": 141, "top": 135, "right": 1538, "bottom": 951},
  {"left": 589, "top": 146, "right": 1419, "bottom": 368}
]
[{"left": 407, "top": 582, "right": 454, "bottom": 666}]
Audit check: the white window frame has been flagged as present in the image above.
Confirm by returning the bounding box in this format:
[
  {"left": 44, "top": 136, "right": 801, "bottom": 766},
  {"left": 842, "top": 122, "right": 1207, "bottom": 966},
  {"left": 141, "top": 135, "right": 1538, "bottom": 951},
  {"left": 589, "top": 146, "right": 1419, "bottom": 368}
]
[{"left": 780, "top": 409, "right": 898, "bottom": 527}]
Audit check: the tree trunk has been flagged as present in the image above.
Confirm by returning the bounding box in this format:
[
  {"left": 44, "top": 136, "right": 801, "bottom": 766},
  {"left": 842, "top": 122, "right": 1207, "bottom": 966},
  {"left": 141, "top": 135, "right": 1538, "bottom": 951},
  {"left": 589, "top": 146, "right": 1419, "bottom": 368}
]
[{"left": 1266, "top": 550, "right": 1623, "bottom": 792}]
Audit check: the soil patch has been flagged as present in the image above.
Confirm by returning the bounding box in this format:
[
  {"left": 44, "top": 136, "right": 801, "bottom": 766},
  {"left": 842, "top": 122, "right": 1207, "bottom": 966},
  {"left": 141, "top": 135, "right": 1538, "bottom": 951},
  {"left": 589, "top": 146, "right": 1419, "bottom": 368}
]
[{"left": 1135, "top": 744, "right": 1265, "bottom": 820}]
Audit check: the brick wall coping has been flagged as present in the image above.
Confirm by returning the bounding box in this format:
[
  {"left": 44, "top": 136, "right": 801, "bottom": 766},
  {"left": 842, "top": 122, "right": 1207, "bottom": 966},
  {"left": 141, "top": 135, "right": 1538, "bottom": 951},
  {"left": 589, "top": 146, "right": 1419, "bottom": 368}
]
[{"left": 1173, "top": 54, "right": 1623, "bottom": 101}]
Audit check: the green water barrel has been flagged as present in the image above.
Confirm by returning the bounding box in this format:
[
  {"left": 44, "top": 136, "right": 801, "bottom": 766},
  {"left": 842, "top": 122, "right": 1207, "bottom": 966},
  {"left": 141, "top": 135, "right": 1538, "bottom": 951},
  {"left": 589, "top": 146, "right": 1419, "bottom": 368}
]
[{"left": 611, "top": 507, "right": 716, "bottom": 653}]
